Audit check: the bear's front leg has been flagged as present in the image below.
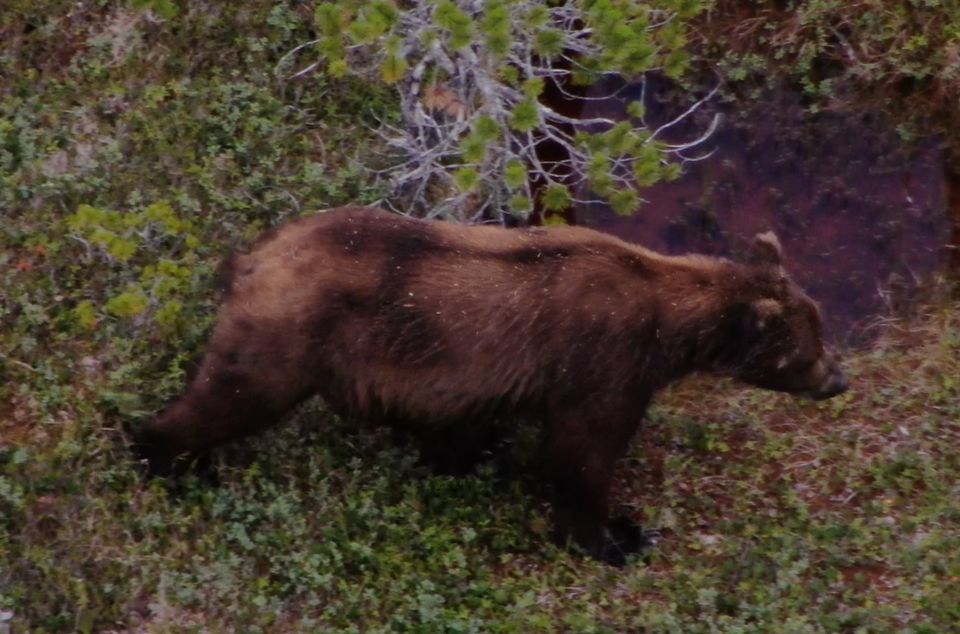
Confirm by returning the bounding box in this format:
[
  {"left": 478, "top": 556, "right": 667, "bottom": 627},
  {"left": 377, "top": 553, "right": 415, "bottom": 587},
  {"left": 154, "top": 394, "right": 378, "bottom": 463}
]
[{"left": 543, "top": 414, "right": 643, "bottom": 566}]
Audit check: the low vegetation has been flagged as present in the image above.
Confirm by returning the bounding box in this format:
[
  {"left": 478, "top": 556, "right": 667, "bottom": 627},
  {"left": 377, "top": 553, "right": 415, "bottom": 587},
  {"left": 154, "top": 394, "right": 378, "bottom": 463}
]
[
  {"left": 2, "top": 1, "right": 958, "bottom": 631},
  {"left": 695, "top": 0, "right": 960, "bottom": 148},
  {"left": 5, "top": 277, "right": 958, "bottom": 631}
]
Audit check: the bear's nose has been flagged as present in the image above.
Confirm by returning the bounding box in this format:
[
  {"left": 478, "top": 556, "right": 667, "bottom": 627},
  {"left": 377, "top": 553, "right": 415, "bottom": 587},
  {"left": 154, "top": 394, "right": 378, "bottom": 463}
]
[{"left": 813, "top": 371, "right": 849, "bottom": 400}]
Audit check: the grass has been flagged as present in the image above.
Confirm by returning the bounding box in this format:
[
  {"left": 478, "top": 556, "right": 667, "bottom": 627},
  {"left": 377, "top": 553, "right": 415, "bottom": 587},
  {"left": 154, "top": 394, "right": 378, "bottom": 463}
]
[
  {"left": 3, "top": 294, "right": 959, "bottom": 632},
  {"left": 692, "top": 0, "right": 960, "bottom": 147},
  {"left": 2, "top": 1, "right": 959, "bottom": 632}
]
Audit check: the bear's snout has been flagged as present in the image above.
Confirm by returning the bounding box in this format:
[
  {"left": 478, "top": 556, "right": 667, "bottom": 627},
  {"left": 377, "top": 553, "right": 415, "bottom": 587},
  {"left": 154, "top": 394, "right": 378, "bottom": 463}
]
[
  {"left": 809, "top": 352, "right": 849, "bottom": 400},
  {"left": 810, "top": 369, "right": 849, "bottom": 400}
]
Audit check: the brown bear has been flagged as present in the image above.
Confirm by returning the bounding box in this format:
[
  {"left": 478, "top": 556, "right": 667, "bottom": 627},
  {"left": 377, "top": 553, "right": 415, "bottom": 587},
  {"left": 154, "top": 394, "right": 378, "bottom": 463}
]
[{"left": 134, "top": 206, "right": 848, "bottom": 564}]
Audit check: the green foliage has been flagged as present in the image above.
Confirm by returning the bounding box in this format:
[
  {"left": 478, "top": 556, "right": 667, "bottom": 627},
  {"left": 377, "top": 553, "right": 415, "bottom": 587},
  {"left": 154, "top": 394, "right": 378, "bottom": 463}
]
[
  {"left": 131, "top": 0, "right": 178, "bottom": 20},
  {"left": 540, "top": 183, "right": 572, "bottom": 212},
  {"left": 609, "top": 188, "right": 640, "bottom": 215},
  {"left": 348, "top": 1, "right": 398, "bottom": 44},
  {"left": 509, "top": 99, "right": 541, "bottom": 133},
  {"left": 472, "top": 115, "right": 500, "bottom": 142},
  {"left": 4, "top": 2, "right": 960, "bottom": 632},
  {"left": 66, "top": 201, "right": 203, "bottom": 331},
  {"left": 699, "top": 0, "right": 960, "bottom": 148},
  {"left": 626, "top": 99, "right": 647, "bottom": 120},
  {"left": 533, "top": 27, "right": 564, "bottom": 58},
  {"left": 586, "top": 152, "right": 615, "bottom": 196},
  {"left": 480, "top": 0, "right": 513, "bottom": 56},
  {"left": 380, "top": 51, "right": 408, "bottom": 85},
  {"left": 504, "top": 159, "right": 528, "bottom": 190},
  {"left": 452, "top": 167, "right": 479, "bottom": 192},
  {"left": 459, "top": 133, "right": 487, "bottom": 163},
  {"left": 509, "top": 194, "right": 533, "bottom": 214},
  {"left": 0, "top": 3, "right": 392, "bottom": 625},
  {"left": 434, "top": 0, "right": 474, "bottom": 49},
  {"left": 104, "top": 288, "right": 150, "bottom": 319},
  {"left": 308, "top": 0, "right": 707, "bottom": 220}
]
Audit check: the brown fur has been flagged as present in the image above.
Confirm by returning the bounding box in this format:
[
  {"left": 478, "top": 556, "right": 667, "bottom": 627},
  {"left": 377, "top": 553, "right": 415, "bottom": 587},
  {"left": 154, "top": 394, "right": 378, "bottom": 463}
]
[{"left": 135, "top": 206, "right": 848, "bottom": 564}]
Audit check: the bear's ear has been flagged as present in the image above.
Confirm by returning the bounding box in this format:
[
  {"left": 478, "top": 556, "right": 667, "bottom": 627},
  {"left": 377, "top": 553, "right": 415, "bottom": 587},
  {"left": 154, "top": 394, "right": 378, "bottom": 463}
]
[{"left": 747, "top": 231, "right": 783, "bottom": 269}]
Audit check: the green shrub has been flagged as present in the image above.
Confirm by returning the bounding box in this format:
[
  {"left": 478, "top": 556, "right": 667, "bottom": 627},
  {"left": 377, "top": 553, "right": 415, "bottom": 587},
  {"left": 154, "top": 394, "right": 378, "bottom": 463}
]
[
  {"left": 696, "top": 0, "right": 960, "bottom": 148},
  {"left": 302, "top": 0, "right": 710, "bottom": 221}
]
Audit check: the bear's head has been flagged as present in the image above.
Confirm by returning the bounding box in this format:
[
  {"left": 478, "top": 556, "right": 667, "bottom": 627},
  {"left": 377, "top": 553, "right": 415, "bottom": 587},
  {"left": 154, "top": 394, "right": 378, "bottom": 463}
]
[{"left": 732, "top": 232, "right": 848, "bottom": 401}]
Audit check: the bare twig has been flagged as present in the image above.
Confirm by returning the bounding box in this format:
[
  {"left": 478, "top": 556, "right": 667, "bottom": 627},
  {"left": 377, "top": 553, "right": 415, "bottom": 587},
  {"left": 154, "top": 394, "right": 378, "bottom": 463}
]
[{"left": 292, "top": 1, "right": 715, "bottom": 222}]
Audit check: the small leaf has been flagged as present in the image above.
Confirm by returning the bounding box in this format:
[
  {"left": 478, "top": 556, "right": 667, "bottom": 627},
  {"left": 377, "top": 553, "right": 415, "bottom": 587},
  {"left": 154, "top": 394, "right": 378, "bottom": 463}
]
[
  {"left": 626, "top": 100, "right": 646, "bottom": 119},
  {"left": 509, "top": 195, "right": 532, "bottom": 215},
  {"left": 486, "top": 31, "right": 511, "bottom": 56},
  {"left": 459, "top": 134, "right": 487, "bottom": 163},
  {"left": 509, "top": 100, "right": 540, "bottom": 133},
  {"left": 449, "top": 25, "right": 473, "bottom": 50},
  {"left": 73, "top": 301, "right": 98, "bottom": 330},
  {"left": 604, "top": 122, "right": 636, "bottom": 155},
  {"left": 589, "top": 172, "right": 615, "bottom": 197},
  {"left": 522, "top": 77, "right": 544, "bottom": 100},
  {"left": 355, "top": 1, "right": 397, "bottom": 40},
  {"left": 664, "top": 49, "right": 691, "bottom": 79},
  {"left": 348, "top": 18, "right": 378, "bottom": 44},
  {"left": 132, "top": 0, "right": 177, "bottom": 19},
  {"left": 619, "top": 39, "right": 656, "bottom": 74},
  {"left": 587, "top": 151, "right": 612, "bottom": 181},
  {"left": 453, "top": 167, "right": 480, "bottom": 192},
  {"left": 499, "top": 65, "right": 519, "bottom": 85},
  {"left": 481, "top": 2, "right": 512, "bottom": 56},
  {"left": 107, "top": 237, "right": 137, "bottom": 262},
  {"left": 381, "top": 54, "right": 408, "bottom": 84},
  {"left": 503, "top": 159, "right": 527, "bottom": 189},
  {"left": 154, "top": 0, "right": 178, "bottom": 19},
  {"left": 571, "top": 56, "right": 603, "bottom": 85},
  {"left": 317, "top": 36, "right": 345, "bottom": 62},
  {"left": 143, "top": 200, "right": 181, "bottom": 234},
  {"left": 481, "top": 2, "right": 510, "bottom": 33},
  {"left": 435, "top": 0, "right": 473, "bottom": 49},
  {"left": 156, "top": 300, "right": 184, "bottom": 327},
  {"left": 663, "top": 162, "right": 683, "bottom": 182},
  {"left": 525, "top": 5, "right": 550, "bottom": 28},
  {"left": 99, "top": 391, "right": 146, "bottom": 417},
  {"left": 533, "top": 28, "right": 564, "bottom": 58},
  {"left": 574, "top": 131, "right": 602, "bottom": 153},
  {"left": 328, "top": 58, "right": 349, "bottom": 78},
  {"left": 105, "top": 289, "right": 149, "bottom": 318},
  {"left": 610, "top": 189, "right": 639, "bottom": 216},
  {"left": 540, "top": 184, "right": 572, "bottom": 211},
  {"left": 315, "top": 4, "right": 347, "bottom": 36},
  {"left": 369, "top": 0, "right": 398, "bottom": 26},
  {"left": 676, "top": 0, "right": 705, "bottom": 20},
  {"left": 633, "top": 159, "right": 661, "bottom": 187},
  {"left": 472, "top": 115, "right": 500, "bottom": 142},
  {"left": 68, "top": 204, "right": 104, "bottom": 232}
]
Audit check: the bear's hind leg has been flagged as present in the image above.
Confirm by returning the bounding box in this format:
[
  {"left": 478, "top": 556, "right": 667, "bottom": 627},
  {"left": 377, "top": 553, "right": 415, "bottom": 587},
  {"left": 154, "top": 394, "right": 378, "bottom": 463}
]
[{"left": 414, "top": 421, "right": 500, "bottom": 476}]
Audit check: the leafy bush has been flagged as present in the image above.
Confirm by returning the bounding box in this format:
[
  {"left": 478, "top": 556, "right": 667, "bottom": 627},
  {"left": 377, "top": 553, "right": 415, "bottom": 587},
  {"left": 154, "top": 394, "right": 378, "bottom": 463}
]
[
  {"left": 695, "top": 0, "right": 960, "bottom": 147},
  {"left": 297, "top": 0, "right": 711, "bottom": 221}
]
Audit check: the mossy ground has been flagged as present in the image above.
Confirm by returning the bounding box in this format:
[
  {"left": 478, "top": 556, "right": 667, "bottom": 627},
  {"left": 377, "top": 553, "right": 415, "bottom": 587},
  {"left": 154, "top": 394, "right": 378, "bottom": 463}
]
[{"left": 2, "top": 3, "right": 959, "bottom": 632}]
